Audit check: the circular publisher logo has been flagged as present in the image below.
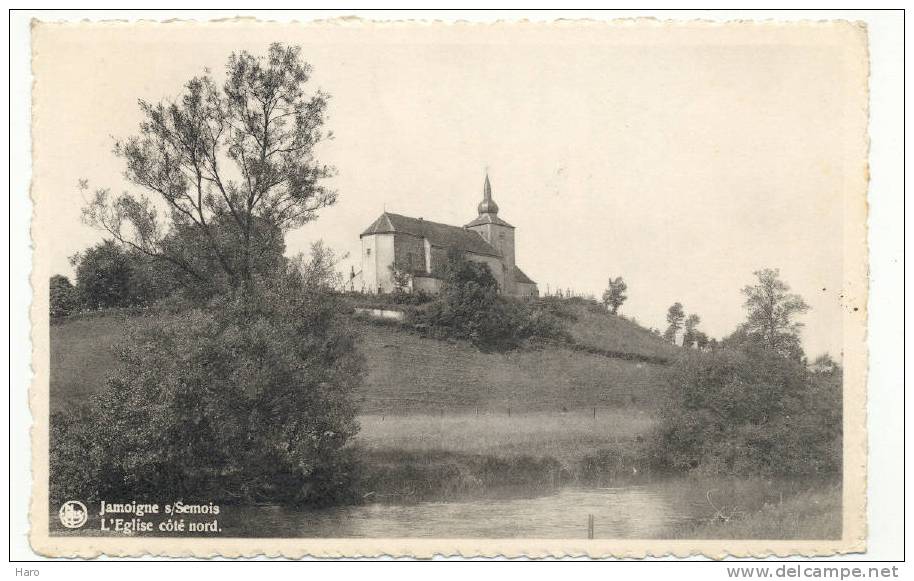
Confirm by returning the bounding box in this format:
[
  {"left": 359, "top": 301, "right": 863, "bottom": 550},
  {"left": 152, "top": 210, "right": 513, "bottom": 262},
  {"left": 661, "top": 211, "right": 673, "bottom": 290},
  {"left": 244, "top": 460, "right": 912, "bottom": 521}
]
[{"left": 59, "top": 500, "right": 88, "bottom": 529}]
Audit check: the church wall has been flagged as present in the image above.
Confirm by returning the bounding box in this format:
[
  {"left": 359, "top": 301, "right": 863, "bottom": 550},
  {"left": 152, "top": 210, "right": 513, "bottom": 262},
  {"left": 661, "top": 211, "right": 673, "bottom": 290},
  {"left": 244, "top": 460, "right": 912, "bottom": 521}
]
[
  {"left": 412, "top": 276, "right": 442, "bottom": 294},
  {"left": 361, "top": 233, "right": 395, "bottom": 293},
  {"left": 496, "top": 226, "right": 516, "bottom": 293},
  {"left": 366, "top": 235, "right": 508, "bottom": 295},
  {"left": 466, "top": 252, "right": 506, "bottom": 290},
  {"left": 429, "top": 246, "right": 449, "bottom": 275},
  {"left": 467, "top": 222, "right": 516, "bottom": 294},
  {"left": 393, "top": 233, "right": 427, "bottom": 273},
  {"left": 516, "top": 281, "right": 539, "bottom": 298},
  {"left": 360, "top": 235, "right": 376, "bottom": 293}
]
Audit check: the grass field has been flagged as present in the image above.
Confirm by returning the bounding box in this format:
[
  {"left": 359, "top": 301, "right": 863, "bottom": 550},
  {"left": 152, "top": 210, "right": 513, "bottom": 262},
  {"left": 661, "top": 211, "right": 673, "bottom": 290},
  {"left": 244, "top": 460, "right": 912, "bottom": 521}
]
[
  {"left": 49, "top": 312, "right": 157, "bottom": 414},
  {"left": 355, "top": 410, "right": 654, "bottom": 463}
]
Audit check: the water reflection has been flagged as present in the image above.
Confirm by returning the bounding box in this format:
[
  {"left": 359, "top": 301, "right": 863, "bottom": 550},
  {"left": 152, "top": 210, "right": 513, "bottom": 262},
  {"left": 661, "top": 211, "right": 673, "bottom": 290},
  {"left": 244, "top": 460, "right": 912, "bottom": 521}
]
[
  {"left": 219, "top": 485, "right": 708, "bottom": 539},
  {"left": 51, "top": 478, "right": 835, "bottom": 539}
]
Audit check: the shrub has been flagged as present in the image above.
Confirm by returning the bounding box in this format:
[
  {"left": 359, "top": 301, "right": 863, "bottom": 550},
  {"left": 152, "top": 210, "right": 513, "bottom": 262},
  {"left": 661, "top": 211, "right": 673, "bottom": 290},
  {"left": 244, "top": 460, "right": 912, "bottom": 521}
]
[
  {"left": 649, "top": 346, "right": 841, "bottom": 477},
  {"left": 341, "top": 290, "right": 434, "bottom": 311},
  {"left": 49, "top": 275, "right": 79, "bottom": 318},
  {"left": 70, "top": 240, "right": 176, "bottom": 310},
  {"left": 49, "top": 267, "right": 364, "bottom": 507},
  {"left": 530, "top": 296, "right": 580, "bottom": 321},
  {"left": 72, "top": 240, "right": 135, "bottom": 309},
  {"left": 413, "top": 251, "right": 568, "bottom": 351},
  {"left": 391, "top": 289, "right": 434, "bottom": 306}
]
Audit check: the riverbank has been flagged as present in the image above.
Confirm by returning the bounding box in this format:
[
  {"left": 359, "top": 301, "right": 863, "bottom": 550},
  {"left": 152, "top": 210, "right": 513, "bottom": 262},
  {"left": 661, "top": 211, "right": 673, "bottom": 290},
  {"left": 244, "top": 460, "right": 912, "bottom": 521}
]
[
  {"left": 351, "top": 410, "right": 656, "bottom": 502},
  {"left": 51, "top": 478, "right": 841, "bottom": 539},
  {"left": 353, "top": 413, "right": 841, "bottom": 540},
  {"left": 355, "top": 410, "right": 654, "bottom": 462},
  {"left": 671, "top": 484, "right": 842, "bottom": 540}
]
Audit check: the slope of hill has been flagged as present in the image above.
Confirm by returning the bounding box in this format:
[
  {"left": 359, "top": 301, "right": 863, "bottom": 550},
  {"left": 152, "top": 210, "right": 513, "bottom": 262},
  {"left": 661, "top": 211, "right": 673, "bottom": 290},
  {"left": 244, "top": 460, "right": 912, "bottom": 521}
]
[
  {"left": 50, "top": 312, "right": 148, "bottom": 414},
  {"left": 558, "top": 301, "right": 676, "bottom": 361},
  {"left": 352, "top": 319, "right": 669, "bottom": 414},
  {"left": 49, "top": 300, "right": 675, "bottom": 416},
  {"left": 346, "top": 294, "right": 677, "bottom": 362}
]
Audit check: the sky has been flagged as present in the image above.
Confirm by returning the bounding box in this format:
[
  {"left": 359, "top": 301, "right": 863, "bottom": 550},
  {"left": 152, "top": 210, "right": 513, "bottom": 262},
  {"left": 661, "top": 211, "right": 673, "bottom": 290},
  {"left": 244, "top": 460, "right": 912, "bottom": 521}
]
[{"left": 31, "top": 20, "right": 869, "bottom": 358}]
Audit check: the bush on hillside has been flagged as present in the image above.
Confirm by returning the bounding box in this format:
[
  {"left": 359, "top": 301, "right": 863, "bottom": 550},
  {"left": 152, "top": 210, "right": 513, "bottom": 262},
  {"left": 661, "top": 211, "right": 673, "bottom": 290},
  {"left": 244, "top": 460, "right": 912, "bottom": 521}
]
[
  {"left": 649, "top": 345, "right": 841, "bottom": 477},
  {"left": 49, "top": 275, "right": 79, "bottom": 318},
  {"left": 722, "top": 325, "right": 807, "bottom": 364},
  {"left": 50, "top": 266, "right": 364, "bottom": 507},
  {"left": 390, "top": 289, "right": 435, "bottom": 305},
  {"left": 69, "top": 240, "right": 176, "bottom": 311},
  {"left": 337, "top": 291, "right": 434, "bottom": 320},
  {"left": 528, "top": 296, "right": 580, "bottom": 321},
  {"left": 71, "top": 240, "right": 136, "bottom": 310}
]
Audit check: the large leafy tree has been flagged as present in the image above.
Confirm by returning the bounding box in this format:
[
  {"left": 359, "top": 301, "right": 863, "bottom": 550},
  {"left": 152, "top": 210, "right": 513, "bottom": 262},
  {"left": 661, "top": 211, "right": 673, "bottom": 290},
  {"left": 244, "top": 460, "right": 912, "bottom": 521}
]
[
  {"left": 82, "top": 43, "right": 335, "bottom": 295},
  {"left": 682, "top": 313, "right": 701, "bottom": 348},
  {"left": 739, "top": 268, "right": 810, "bottom": 359},
  {"left": 663, "top": 302, "right": 685, "bottom": 345},
  {"left": 158, "top": 214, "right": 286, "bottom": 301},
  {"left": 72, "top": 240, "right": 134, "bottom": 309},
  {"left": 601, "top": 276, "right": 628, "bottom": 315},
  {"left": 69, "top": 240, "right": 176, "bottom": 309},
  {"left": 49, "top": 274, "right": 79, "bottom": 317},
  {"left": 50, "top": 269, "right": 365, "bottom": 506},
  {"left": 652, "top": 346, "right": 841, "bottom": 476},
  {"left": 51, "top": 45, "right": 364, "bottom": 508}
]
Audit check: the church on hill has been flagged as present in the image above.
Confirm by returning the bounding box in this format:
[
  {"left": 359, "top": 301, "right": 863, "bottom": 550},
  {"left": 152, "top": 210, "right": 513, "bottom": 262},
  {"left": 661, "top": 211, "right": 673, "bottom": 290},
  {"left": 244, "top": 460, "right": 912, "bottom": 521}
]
[{"left": 357, "top": 174, "right": 538, "bottom": 297}]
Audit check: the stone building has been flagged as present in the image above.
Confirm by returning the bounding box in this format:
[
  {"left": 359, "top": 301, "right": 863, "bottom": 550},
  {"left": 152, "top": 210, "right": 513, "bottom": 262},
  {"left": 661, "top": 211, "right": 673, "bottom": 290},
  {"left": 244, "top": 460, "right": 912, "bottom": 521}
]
[{"left": 357, "top": 174, "right": 538, "bottom": 297}]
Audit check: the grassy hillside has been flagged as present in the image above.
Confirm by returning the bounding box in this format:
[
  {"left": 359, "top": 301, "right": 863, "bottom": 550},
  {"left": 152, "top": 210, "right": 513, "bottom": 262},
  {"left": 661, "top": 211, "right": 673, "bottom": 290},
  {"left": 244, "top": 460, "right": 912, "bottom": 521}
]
[
  {"left": 50, "top": 311, "right": 155, "bottom": 414},
  {"left": 353, "top": 319, "right": 669, "bottom": 414},
  {"left": 347, "top": 293, "right": 678, "bottom": 363},
  {"left": 558, "top": 301, "right": 677, "bottom": 361},
  {"left": 51, "top": 301, "right": 675, "bottom": 416}
]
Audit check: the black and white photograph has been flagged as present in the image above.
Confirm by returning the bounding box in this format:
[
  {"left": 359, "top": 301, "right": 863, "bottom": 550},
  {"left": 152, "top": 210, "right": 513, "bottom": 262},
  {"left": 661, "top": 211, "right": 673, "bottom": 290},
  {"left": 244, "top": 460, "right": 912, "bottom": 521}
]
[{"left": 14, "top": 11, "right": 895, "bottom": 563}]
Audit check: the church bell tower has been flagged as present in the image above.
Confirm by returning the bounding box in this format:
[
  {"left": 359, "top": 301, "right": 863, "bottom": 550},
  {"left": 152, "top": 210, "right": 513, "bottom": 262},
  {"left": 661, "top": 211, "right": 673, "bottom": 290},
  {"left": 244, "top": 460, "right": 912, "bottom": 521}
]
[{"left": 465, "top": 173, "right": 516, "bottom": 293}]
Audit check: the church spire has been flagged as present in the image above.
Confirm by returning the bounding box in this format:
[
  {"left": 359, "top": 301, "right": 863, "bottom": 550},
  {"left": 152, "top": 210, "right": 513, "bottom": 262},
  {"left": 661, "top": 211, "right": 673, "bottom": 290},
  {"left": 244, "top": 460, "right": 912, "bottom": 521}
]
[{"left": 477, "top": 172, "right": 499, "bottom": 215}]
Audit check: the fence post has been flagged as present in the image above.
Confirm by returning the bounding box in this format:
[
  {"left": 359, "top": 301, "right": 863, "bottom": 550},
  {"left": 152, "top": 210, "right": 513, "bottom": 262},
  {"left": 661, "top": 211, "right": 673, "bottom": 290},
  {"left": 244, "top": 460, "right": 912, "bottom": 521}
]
[
  {"left": 587, "top": 514, "right": 594, "bottom": 539},
  {"left": 593, "top": 407, "right": 596, "bottom": 419}
]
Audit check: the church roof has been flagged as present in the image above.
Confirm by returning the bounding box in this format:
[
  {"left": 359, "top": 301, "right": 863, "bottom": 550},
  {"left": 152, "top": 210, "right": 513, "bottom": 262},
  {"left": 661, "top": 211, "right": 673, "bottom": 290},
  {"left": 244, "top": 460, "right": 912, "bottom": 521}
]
[
  {"left": 464, "top": 213, "right": 514, "bottom": 228},
  {"left": 513, "top": 265, "right": 536, "bottom": 285},
  {"left": 477, "top": 174, "right": 499, "bottom": 215},
  {"left": 361, "top": 212, "right": 502, "bottom": 257},
  {"left": 466, "top": 173, "right": 514, "bottom": 228}
]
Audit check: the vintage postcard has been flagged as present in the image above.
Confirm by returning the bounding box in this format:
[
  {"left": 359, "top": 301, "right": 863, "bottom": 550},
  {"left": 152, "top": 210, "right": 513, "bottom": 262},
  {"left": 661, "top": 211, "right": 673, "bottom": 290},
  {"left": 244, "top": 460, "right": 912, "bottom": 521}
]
[{"left": 29, "top": 17, "right": 869, "bottom": 558}]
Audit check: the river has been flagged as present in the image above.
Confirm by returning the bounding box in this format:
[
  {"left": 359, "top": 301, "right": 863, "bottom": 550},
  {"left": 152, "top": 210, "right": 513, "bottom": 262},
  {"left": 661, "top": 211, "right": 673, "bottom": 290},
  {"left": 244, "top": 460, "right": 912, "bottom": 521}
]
[
  {"left": 52, "top": 477, "right": 834, "bottom": 539},
  {"left": 212, "top": 481, "right": 733, "bottom": 538}
]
